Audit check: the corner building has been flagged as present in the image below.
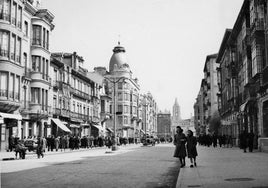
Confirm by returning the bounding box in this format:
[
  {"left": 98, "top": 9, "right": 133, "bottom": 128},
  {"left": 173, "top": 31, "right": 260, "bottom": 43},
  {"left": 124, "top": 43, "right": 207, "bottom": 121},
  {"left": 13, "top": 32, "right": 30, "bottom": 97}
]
[
  {"left": 104, "top": 44, "right": 141, "bottom": 139},
  {"left": 0, "top": 0, "right": 54, "bottom": 150}
]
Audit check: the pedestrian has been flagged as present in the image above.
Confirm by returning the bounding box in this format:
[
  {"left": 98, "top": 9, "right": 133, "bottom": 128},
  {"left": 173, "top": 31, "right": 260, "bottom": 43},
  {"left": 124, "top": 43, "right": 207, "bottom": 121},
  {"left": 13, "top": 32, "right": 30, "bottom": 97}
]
[
  {"left": 240, "top": 130, "right": 248, "bottom": 153},
  {"left": 15, "top": 140, "right": 27, "bottom": 159},
  {"left": 248, "top": 131, "right": 254, "bottom": 152},
  {"left": 173, "top": 126, "right": 187, "bottom": 168},
  {"left": 42, "top": 136, "right": 47, "bottom": 153},
  {"left": 36, "top": 136, "right": 44, "bottom": 158},
  {"left": 186, "top": 130, "right": 198, "bottom": 167},
  {"left": 55, "top": 136, "right": 60, "bottom": 151}
]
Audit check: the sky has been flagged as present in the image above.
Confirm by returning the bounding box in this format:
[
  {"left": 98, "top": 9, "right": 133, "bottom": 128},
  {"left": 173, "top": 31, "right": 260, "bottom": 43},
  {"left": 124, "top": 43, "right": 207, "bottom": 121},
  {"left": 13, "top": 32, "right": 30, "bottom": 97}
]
[{"left": 42, "top": 0, "right": 244, "bottom": 119}]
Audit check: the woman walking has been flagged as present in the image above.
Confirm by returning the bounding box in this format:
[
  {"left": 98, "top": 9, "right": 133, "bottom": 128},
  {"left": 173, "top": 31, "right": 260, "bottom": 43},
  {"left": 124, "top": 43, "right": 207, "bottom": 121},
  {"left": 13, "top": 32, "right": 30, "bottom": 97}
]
[
  {"left": 186, "top": 130, "right": 198, "bottom": 168},
  {"left": 173, "top": 126, "right": 187, "bottom": 168}
]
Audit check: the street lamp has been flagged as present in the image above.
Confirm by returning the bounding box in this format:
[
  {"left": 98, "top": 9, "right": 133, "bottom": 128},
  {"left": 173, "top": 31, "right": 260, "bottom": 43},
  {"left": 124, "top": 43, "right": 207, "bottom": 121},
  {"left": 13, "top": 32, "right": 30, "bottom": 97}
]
[{"left": 104, "top": 76, "right": 129, "bottom": 151}]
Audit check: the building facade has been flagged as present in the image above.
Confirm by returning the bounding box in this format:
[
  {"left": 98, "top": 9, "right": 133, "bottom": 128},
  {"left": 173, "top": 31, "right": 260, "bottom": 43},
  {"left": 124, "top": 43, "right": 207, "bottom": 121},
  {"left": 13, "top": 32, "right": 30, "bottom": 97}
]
[
  {"left": 216, "top": 0, "right": 268, "bottom": 148},
  {"left": 141, "top": 92, "right": 158, "bottom": 137},
  {"left": 50, "top": 52, "right": 103, "bottom": 138},
  {"left": 157, "top": 111, "right": 171, "bottom": 140},
  {"left": 99, "top": 44, "right": 142, "bottom": 140},
  {"left": 0, "top": 0, "right": 54, "bottom": 151}
]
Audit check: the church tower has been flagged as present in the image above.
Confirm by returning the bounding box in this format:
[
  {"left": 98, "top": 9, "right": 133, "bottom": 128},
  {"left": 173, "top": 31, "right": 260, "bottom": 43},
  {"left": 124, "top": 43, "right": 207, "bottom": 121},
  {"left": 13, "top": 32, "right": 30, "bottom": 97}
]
[{"left": 171, "top": 98, "right": 181, "bottom": 135}]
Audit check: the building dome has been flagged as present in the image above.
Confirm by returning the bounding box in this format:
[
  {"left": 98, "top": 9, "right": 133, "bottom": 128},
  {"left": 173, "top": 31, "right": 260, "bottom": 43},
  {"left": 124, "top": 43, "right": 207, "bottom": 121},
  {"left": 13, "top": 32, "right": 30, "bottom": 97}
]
[{"left": 109, "top": 44, "right": 127, "bottom": 72}]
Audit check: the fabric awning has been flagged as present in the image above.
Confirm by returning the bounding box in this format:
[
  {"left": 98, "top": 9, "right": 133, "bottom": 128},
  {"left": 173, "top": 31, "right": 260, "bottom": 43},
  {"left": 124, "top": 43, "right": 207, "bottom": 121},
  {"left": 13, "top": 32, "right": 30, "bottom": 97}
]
[
  {"left": 106, "top": 127, "right": 114, "bottom": 133},
  {"left": 0, "top": 112, "right": 22, "bottom": 120},
  {"left": 51, "top": 118, "right": 71, "bottom": 133},
  {"left": 70, "top": 124, "right": 80, "bottom": 128}
]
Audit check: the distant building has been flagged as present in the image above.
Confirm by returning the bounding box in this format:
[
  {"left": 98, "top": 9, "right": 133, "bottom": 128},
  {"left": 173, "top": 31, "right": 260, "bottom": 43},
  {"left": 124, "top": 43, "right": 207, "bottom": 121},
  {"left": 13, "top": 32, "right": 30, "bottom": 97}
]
[
  {"left": 178, "top": 117, "right": 196, "bottom": 136},
  {"left": 157, "top": 111, "right": 171, "bottom": 139},
  {"left": 171, "top": 98, "right": 181, "bottom": 135}
]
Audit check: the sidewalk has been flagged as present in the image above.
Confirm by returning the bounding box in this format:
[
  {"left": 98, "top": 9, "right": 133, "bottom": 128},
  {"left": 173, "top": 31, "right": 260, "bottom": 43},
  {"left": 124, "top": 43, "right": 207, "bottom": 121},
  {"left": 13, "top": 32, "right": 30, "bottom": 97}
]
[
  {"left": 176, "top": 146, "right": 268, "bottom": 188},
  {"left": 0, "top": 143, "right": 142, "bottom": 161}
]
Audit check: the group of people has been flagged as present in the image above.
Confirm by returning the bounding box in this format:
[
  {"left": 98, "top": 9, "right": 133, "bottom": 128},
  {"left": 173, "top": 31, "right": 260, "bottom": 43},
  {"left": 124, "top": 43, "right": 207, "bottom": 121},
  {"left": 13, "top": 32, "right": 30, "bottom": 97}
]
[
  {"left": 9, "top": 134, "right": 144, "bottom": 159},
  {"left": 173, "top": 126, "right": 198, "bottom": 168},
  {"left": 198, "top": 134, "right": 234, "bottom": 148}
]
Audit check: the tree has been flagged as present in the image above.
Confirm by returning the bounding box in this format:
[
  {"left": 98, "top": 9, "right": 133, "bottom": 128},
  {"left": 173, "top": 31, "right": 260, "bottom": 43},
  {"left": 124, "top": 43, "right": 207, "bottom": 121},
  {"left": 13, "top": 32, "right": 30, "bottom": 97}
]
[{"left": 209, "top": 111, "right": 221, "bottom": 135}]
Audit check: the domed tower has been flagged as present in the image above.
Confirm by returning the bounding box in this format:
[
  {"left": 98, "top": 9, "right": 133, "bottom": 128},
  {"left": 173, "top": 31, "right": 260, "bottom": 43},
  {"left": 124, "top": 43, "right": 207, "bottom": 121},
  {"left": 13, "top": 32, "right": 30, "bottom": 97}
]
[{"left": 109, "top": 42, "right": 128, "bottom": 72}]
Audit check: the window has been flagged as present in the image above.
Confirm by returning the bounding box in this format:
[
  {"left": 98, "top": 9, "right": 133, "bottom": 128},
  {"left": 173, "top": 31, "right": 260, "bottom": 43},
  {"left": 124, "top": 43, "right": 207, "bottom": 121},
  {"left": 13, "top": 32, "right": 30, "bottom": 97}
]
[
  {"left": 24, "top": 21, "right": 28, "bottom": 36},
  {"left": 124, "top": 105, "right": 129, "bottom": 114},
  {"left": 46, "top": 30, "right": 49, "bottom": 50},
  {"left": 124, "top": 92, "right": 129, "bottom": 101},
  {"left": 118, "top": 92, "right": 123, "bottom": 101},
  {"left": 118, "top": 104, "right": 122, "bottom": 113},
  {"left": 17, "top": 6, "right": 22, "bottom": 29},
  {"left": 31, "top": 88, "right": 40, "bottom": 104},
  {"left": 0, "top": 30, "right": 9, "bottom": 57},
  {"left": 73, "top": 101, "right": 75, "bottom": 112},
  {"left": 16, "top": 37, "right": 21, "bottom": 63},
  {"left": 10, "top": 34, "right": 15, "bottom": 60},
  {"left": 32, "top": 25, "right": 41, "bottom": 45},
  {"left": 123, "top": 116, "right": 129, "bottom": 124},
  {"left": 9, "top": 74, "right": 14, "bottom": 98},
  {"left": 32, "top": 56, "right": 41, "bottom": 72},
  {"left": 11, "top": 1, "right": 16, "bottom": 26},
  {"left": 0, "top": 72, "right": 8, "bottom": 97},
  {"left": 15, "top": 76, "right": 19, "bottom": 100},
  {"left": 22, "top": 53, "right": 27, "bottom": 67},
  {"left": 42, "top": 27, "right": 46, "bottom": 48},
  {"left": 118, "top": 82, "right": 123, "bottom": 90},
  {"left": 0, "top": 0, "right": 11, "bottom": 21},
  {"left": 53, "top": 96, "right": 56, "bottom": 109},
  {"left": 117, "top": 116, "right": 122, "bottom": 125}
]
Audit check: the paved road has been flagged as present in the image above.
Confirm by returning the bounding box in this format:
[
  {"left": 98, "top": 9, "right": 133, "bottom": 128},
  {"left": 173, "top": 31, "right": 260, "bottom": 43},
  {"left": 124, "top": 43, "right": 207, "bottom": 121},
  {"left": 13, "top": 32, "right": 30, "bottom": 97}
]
[{"left": 1, "top": 144, "right": 180, "bottom": 188}]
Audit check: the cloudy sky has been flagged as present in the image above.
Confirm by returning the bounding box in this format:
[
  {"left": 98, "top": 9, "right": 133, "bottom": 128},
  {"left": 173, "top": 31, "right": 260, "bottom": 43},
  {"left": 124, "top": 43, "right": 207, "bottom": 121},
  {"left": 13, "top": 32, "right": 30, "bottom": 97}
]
[{"left": 42, "top": 0, "right": 244, "bottom": 119}]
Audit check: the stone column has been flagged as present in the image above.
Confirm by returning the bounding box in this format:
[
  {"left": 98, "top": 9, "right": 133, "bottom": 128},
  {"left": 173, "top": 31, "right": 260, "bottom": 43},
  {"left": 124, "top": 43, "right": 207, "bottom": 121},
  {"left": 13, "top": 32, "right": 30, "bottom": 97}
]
[
  {"left": 32, "top": 121, "right": 37, "bottom": 136},
  {"left": 40, "top": 120, "right": 45, "bottom": 137},
  {"left": 17, "top": 120, "right": 22, "bottom": 139},
  {"left": 24, "top": 121, "right": 29, "bottom": 139}
]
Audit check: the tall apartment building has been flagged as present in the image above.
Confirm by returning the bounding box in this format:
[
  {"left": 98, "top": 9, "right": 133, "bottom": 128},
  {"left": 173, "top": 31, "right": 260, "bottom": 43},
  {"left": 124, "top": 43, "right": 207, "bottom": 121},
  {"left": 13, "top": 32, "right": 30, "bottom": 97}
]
[
  {"left": 0, "top": 0, "right": 54, "bottom": 150},
  {"left": 157, "top": 111, "right": 171, "bottom": 139},
  {"left": 141, "top": 92, "right": 158, "bottom": 136},
  {"left": 194, "top": 54, "right": 219, "bottom": 135},
  {"left": 217, "top": 0, "right": 268, "bottom": 148}
]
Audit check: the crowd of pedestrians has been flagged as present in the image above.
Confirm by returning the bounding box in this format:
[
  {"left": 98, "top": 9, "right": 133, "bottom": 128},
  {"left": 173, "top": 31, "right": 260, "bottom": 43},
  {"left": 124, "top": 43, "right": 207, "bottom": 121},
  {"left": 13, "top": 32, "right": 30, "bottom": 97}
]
[
  {"left": 197, "top": 131, "right": 256, "bottom": 153},
  {"left": 8, "top": 134, "right": 139, "bottom": 160}
]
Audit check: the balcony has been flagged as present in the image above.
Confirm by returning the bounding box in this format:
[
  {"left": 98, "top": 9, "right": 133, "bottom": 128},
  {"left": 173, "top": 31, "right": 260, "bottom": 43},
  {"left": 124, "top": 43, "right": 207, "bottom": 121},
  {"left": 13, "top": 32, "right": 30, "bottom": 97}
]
[
  {"left": 28, "top": 103, "right": 52, "bottom": 119},
  {"left": 71, "top": 88, "right": 91, "bottom": 100},
  {"left": 0, "top": 90, "right": 22, "bottom": 112},
  {"left": 70, "top": 111, "right": 90, "bottom": 122},
  {"left": 0, "top": 12, "right": 10, "bottom": 21},
  {"left": 53, "top": 108, "right": 70, "bottom": 118},
  {"left": 31, "top": 72, "right": 50, "bottom": 82}
]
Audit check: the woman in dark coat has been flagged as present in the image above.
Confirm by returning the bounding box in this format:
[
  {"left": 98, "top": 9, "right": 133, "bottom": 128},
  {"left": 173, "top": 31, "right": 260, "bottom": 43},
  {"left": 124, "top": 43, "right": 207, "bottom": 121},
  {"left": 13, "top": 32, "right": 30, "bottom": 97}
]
[
  {"left": 173, "top": 126, "right": 187, "bottom": 167},
  {"left": 186, "top": 130, "right": 198, "bottom": 167}
]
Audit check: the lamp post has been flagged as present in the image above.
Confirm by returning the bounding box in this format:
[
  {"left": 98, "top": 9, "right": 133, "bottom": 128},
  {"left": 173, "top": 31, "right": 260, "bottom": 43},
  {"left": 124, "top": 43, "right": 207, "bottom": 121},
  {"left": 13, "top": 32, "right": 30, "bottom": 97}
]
[{"left": 104, "top": 76, "right": 129, "bottom": 151}]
